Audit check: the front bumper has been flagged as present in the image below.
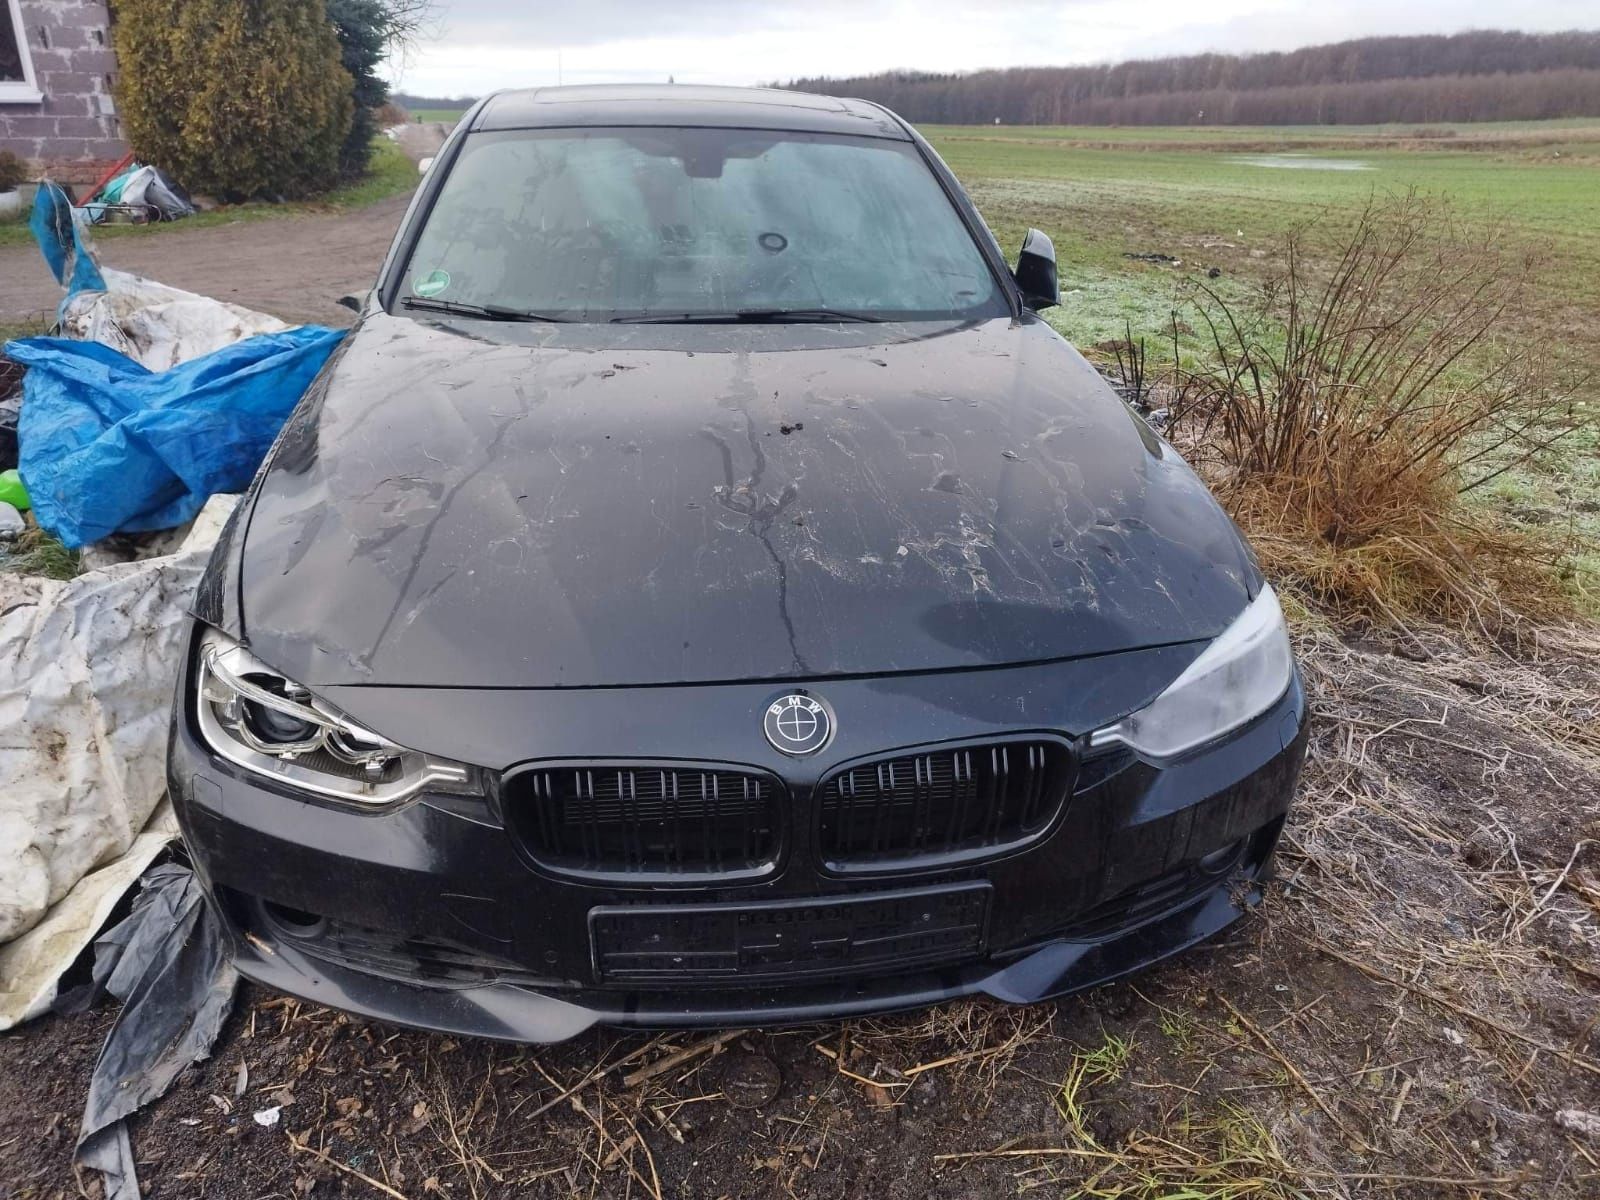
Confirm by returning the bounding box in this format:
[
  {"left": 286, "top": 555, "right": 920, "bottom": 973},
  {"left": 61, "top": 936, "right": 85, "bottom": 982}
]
[{"left": 169, "top": 637, "right": 1308, "bottom": 1044}]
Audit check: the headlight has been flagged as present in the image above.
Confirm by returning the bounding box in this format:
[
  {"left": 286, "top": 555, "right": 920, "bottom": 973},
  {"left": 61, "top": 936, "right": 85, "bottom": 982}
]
[
  {"left": 1090, "top": 585, "right": 1294, "bottom": 761},
  {"left": 194, "top": 629, "right": 479, "bottom": 806}
]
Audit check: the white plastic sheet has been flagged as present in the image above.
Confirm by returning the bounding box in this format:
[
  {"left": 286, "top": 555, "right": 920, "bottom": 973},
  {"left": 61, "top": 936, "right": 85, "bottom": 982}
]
[
  {"left": 0, "top": 496, "right": 236, "bottom": 1027},
  {"left": 60, "top": 267, "right": 288, "bottom": 372},
  {"left": 1, "top": 233, "right": 293, "bottom": 1030},
  {"left": 0, "top": 800, "right": 176, "bottom": 1029}
]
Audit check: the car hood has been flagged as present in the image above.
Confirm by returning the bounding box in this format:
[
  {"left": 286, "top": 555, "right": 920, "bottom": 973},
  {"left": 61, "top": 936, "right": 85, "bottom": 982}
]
[{"left": 227, "top": 313, "right": 1256, "bottom": 688}]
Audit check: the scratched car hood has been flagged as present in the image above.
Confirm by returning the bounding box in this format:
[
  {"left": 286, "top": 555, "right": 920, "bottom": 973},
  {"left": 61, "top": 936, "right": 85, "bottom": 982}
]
[{"left": 229, "top": 313, "right": 1257, "bottom": 688}]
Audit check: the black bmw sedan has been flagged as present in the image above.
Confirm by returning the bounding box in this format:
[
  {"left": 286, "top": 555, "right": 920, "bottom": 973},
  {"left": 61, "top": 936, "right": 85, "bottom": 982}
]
[{"left": 169, "top": 85, "right": 1307, "bottom": 1043}]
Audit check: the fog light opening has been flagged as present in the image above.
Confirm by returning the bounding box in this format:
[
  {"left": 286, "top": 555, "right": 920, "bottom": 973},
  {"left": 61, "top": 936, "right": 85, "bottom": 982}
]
[
  {"left": 1197, "top": 838, "right": 1248, "bottom": 877},
  {"left": 261, "top": 900, "right": 327, "bottom": 938}
]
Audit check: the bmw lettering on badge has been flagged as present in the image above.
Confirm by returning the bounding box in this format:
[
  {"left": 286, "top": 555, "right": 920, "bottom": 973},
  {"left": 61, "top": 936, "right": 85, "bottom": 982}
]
[{"left": 763, "top": 693, "right": 833, "bottom": 756}]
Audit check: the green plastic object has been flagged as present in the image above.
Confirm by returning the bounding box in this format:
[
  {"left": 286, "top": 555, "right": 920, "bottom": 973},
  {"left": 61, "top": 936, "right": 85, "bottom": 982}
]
[{"left": 0, "top": 469, "right": 29, "bottom": 511}]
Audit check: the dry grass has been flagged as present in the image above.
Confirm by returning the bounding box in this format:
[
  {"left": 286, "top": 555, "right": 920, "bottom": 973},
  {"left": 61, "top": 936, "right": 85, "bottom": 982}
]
[
  {"left": 1137, "top": 193, "right": 1590, "bottom": 631},
  {"left": 0, "top": 524, "right": 80, "bottom": 580},
  {"left": 930, "top": 621, "right": 1599, "bottom": 1199},
  {"left": 1283, "top": 619, "right": 1600, "bottom": 1038}
]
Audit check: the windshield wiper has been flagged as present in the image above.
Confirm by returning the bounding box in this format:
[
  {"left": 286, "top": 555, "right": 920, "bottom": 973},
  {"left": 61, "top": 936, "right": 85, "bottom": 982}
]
[
  {"left": 612, "top": 308, "right": 885, "bottom": 325},
  {"left": 402, "top": 297, "right": 572, "bottom": 323}
]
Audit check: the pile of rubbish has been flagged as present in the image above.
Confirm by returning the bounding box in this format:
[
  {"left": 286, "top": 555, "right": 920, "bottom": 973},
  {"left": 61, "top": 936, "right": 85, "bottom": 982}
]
[
  {"left": 0, "top": 178, "right": 343, "bottom": 1198},
  {"left": 2, "top": 183, "right": 343, "bottom": 553},
  {"left": 81, "top": 157, "right": 196, "bottom": 226}
]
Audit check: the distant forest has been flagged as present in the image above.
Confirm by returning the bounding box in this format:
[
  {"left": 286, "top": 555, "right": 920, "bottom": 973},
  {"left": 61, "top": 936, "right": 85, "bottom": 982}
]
[{"left": 786, "top": 30, "right": 1600, "bottom": 125}]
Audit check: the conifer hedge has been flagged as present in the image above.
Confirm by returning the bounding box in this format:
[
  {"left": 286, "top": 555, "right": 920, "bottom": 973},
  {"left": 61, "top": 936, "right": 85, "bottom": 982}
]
[{"left": 113, "top": 0, "right": 354, "bottom": 200}]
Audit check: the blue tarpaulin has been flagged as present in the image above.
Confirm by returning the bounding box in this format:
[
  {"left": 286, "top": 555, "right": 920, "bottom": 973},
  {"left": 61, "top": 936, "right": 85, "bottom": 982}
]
[
  {"left": 4, "top": 328, "right": 344, "bottom": 548},
  {"left": 29, "top": 180, "right": 107, "bottom": 299}
]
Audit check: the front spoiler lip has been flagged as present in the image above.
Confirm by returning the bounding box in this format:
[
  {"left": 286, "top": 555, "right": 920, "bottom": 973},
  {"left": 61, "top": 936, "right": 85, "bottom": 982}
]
[{"left": 221, "top": 872, "right": 1263, "bottom": 1045}]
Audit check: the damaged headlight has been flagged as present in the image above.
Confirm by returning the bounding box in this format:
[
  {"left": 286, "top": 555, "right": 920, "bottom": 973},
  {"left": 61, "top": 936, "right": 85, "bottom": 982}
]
[
  {"left": 1090, "top": 584, "right": 1294, "bottom": 762},
  {"left": 194, "top": 629, "right": 479, "bottom": 806}
]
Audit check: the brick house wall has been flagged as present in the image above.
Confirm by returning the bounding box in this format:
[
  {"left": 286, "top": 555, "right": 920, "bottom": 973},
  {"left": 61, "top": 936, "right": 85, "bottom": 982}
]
[{"left": 0, "top": 0, "right": 127, "bottom": 186}]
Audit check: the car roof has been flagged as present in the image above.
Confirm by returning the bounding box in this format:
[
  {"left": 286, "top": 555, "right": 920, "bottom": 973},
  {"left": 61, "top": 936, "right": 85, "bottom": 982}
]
[{"left": 472, "top": 84, "right": 910, "bottom": 140}]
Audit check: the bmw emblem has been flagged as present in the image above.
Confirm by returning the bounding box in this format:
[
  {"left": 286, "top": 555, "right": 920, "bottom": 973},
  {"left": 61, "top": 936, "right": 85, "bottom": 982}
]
[{"left": 763, "top": 693, "right": 833, "bottom": 756}]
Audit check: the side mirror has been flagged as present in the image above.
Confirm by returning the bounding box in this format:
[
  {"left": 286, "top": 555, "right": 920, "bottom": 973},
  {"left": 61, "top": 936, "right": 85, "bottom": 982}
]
[
  {"left": 337, "top": 293, "right": 364, "bottom": 313},
  {"left": 1013, "top": 228, "right": 1059, "bottom": 312},
  {"left": 417, "top": 156, "right": 434, "bottom": 176}
]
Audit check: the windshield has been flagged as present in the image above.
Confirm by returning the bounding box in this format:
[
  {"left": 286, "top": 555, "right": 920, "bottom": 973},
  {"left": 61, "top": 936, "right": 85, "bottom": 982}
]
[{"left": 395, "top": 127, "right": 1008, "bottom": 322}]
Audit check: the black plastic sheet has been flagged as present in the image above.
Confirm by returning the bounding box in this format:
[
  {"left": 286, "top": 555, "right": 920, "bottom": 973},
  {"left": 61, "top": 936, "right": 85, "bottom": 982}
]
[
  {"left": 75, "top": 863, "right": 239, "bottom": 1200},
  {"left": 0, "top": 384, "right": 18, "bottom": 472}
]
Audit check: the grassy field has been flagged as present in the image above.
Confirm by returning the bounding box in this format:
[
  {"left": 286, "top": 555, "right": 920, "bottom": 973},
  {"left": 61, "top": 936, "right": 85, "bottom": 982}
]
[
  {"left": 928, "top": 116, "right": 1600, "bottom": 147},
  {"left": 925, "top": 119, "right": 1600, "bottom": 603},
  {"left": 925, "top": 120, "right": 1600, "bottom": 340},
  {"left": 408, "top": 107, "right": 468, "bottom": 124}
]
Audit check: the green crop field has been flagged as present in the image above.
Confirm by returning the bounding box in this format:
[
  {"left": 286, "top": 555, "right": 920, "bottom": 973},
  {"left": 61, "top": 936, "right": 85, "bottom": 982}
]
[
  {"left": 408, "top": 108, "right": 468, "bottom": 124},
  {"left": 923, "top": 118, "right": 1600, "bottom": 600}
]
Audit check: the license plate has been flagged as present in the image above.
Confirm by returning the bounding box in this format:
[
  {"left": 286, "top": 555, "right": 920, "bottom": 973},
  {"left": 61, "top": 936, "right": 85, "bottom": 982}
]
[{"left": 590, "top": 883, "right": 991, "bottom": 983}]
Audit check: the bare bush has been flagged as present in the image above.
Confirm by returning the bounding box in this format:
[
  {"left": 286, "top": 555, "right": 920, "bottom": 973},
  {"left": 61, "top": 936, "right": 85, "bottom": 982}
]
[
  {"left": 374, "top": 100, "right": 412, "bottom": 127},
  {"left": 1166, "top": 193, "right": 1586, "bottom": 628}
]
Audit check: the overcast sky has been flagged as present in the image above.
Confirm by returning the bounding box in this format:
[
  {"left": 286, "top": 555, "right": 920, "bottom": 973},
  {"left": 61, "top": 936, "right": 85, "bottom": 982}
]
[{"left": 385, "top": 0, "right": 1598, "bottom": 96}]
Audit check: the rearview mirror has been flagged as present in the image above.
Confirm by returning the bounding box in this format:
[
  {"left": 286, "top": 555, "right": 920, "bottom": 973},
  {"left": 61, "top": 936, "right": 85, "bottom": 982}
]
[
  {"left": 1014, "top": 228, "right": 1058, "bottom": 312},
  {"left": 417, "top": 156, "right": 434, "bottom": 175}
]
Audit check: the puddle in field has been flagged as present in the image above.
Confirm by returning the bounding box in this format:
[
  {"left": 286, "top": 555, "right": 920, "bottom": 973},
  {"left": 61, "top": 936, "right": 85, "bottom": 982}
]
[{"left": 1228, "top": 154, "right": 1374, "bottom": 171}]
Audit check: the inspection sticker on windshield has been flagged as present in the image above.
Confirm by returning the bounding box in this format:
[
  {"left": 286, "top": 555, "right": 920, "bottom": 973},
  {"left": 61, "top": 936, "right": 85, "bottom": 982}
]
[{"left": 413, "top": 269, "right": 451, "bottom": 298}]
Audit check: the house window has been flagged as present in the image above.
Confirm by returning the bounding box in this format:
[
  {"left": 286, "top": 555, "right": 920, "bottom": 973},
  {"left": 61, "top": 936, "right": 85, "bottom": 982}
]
[{"left": 1, "top": 0, "right": 43, "bottom": 103}]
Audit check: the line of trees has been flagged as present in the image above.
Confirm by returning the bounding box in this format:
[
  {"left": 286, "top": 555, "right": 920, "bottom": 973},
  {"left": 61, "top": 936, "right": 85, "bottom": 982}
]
[{"left": 786, "top": 30, "right": 1600, "bottom": 126}]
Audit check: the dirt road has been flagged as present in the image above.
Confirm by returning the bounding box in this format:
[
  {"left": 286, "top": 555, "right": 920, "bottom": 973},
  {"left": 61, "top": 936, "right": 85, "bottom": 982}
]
[
  {"left": 0, "top": 191, "right": 414, "bottom": 328},
  {"left": 0, "top": 119, "right": 454, "bottom": 329}
]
